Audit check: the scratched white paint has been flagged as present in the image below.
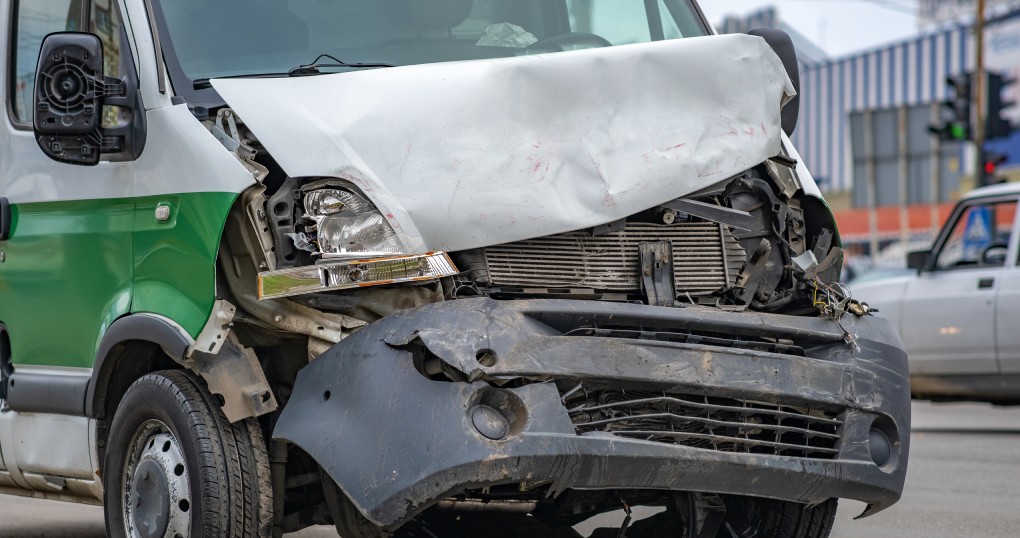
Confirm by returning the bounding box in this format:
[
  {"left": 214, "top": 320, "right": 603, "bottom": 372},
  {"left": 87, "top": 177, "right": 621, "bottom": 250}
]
[{"left": 214, "top": 34, "right": 798, "bottom": 253}]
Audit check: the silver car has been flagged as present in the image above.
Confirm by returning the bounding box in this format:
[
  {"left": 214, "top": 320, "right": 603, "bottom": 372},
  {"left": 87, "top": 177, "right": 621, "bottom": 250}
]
[{"left": 854, "top": 182, "right": 1020, "bottom": 404}]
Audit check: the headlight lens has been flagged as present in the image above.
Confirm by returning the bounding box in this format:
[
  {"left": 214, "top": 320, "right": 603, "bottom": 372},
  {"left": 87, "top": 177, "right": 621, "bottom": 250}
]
[{"left": 302, "top": 188, "right": 401, "bottom": 257}]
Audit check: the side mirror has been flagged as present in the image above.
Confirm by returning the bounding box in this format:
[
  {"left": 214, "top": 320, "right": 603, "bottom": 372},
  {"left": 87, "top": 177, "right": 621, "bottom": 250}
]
[
  {"left": 907, "top": 250, "right": 930, "bottom": 271},
  {"left": 33, "top": 31, "right": 144, "bottom": 166},
  {"left": 747, "top": 28, "right": 800, "bottom": 137}
]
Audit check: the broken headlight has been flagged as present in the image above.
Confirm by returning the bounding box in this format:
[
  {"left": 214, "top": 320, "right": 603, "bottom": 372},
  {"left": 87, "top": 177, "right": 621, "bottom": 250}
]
[
  {"left": 258, "top": 185, "right": 460, "bottom": 300},
  {"left": 303, "top": 189, "right": 402, "bottom": 258}
]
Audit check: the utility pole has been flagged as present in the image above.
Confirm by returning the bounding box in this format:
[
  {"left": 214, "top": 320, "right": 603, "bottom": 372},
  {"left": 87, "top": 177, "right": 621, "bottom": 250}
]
[{"left": 975, "top": 0, "right": 986, "bottom": 185}]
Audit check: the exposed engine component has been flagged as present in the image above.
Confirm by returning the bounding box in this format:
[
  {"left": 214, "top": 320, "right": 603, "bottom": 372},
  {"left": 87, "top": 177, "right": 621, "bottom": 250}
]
[
  {"left": 471, "top": 221, "right": 745, "bottom": 296},
  {"left": 453, "top": 163, "right": 843, "bottom": 314}
]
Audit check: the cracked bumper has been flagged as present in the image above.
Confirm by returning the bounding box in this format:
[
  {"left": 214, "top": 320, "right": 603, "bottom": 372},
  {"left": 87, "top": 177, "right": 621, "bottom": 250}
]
[{"left": 274, "top": 298, "right": 910, "bottom": 528}]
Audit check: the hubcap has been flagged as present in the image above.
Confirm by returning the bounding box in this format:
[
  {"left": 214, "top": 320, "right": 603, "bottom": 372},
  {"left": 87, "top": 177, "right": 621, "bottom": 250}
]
[{"left": 123, "top": 421, "right": 191, "bottom": 538}]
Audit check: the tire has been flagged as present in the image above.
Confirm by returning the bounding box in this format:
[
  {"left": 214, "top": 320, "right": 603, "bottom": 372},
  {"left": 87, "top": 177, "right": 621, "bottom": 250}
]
[
  {"left": 585, "top": 494, "right": 836, "bottom": 538},
  {"left": 761, "top": 499, "right": 838, "bottom": 538},
  {"left": 724, "top": 496, "right": 838, "bottom": 538},
  {"left": 104, "top": 369, "right": 273, "bottom": 538},
  {"left": 322, "top": 472, "right": 392, "bottom": 538}
]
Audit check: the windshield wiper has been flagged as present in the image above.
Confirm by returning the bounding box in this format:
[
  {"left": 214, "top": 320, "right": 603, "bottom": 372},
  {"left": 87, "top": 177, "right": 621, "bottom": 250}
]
[
  {"left": 194, "top": 72, "right": 290, "bottom": 89},
  {"left": 288, "top": 53, "right": 396, "bottom": 76},
  {"left": 192, "top": 55, "right": 396, "bottom": 90}
]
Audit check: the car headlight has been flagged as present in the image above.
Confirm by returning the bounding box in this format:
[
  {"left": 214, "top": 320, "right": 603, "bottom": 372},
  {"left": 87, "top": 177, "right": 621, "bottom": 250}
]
[
  {"left": 256, "top": 186, "right": 460, "bottom": 300},
  {"left": 303, "top": 189, "right": 402, "bottom": 257}
]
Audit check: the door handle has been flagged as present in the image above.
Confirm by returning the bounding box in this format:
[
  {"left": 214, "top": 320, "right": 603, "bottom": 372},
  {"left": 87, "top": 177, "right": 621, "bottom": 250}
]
[
  {"left": 0, "top": 197, "right": 9, "bottom": 241},
  {"left": 978, "top": 277, "right": 995, "bottom": 289}
]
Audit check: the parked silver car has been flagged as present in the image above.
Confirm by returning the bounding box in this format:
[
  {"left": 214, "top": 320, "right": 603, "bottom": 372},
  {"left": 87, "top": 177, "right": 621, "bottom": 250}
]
[{"left": 853, "top": 182, "right": 1020, "bottom": 404}]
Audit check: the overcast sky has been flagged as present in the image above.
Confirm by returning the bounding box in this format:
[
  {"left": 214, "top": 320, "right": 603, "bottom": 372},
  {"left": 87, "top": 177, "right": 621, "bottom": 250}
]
[{"left": 699, "top": 1, "right": 920, "bottom": 58}]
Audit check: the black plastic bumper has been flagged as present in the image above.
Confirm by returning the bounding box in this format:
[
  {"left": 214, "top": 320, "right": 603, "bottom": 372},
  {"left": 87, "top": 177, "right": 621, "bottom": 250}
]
[{"left": 274, "top": 298, "right": 910, "bottom": 528}]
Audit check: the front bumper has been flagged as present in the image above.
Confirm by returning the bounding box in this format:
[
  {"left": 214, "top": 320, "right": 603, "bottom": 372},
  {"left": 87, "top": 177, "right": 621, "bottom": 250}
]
[{"left": 274, "top": 298, "right": 909, "bottom": 528}]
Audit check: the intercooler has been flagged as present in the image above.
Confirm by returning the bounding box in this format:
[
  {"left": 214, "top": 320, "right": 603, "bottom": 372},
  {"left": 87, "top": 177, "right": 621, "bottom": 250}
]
[{"left": 481, "top": 221, "right": 746, "bottom": 295}]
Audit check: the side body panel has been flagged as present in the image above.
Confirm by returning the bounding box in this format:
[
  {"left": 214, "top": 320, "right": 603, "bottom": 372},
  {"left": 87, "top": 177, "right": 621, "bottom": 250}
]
[
  {"left": 899, "top": 269, "right": 1000, "bottom": 374},
  {"left": 0, "top": 107, "right": 252, "bottom": 367},
  {"left": 0, "top": 0, "right": 252, "bottom": 495},
  {"left": 0, "top": 199, "right": 134, "bottom": 368}
]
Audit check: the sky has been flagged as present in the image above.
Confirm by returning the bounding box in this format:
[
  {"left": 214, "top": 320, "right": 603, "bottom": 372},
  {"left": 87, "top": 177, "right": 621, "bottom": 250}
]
[{"left": 699, "top": 0, "right": 921, "bottom": 58}]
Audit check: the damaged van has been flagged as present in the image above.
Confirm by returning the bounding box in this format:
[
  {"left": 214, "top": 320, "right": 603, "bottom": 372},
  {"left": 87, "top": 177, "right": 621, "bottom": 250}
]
[{"left": 0, "top": 1, "right": 909, "bottom": 537}]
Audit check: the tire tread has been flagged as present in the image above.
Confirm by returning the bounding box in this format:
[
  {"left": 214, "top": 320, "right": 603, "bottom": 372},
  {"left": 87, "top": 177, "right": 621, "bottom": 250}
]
[{"left": 104, "top": 369, "right": 272, "bottom": 538}]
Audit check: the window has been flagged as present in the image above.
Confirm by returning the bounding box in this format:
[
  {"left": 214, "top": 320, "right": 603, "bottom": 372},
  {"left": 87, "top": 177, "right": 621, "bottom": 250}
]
[
  {"left": 10, "top": 0, "right": 120, "bottom": 125},
  {"left": 935, "top": 199, "right": 1018, "bottom": 270},
  {"left": 150, "top": 0, "right": 709, "bottom": 85},
  {"left": 90, "top": 0, "right": 122, "bottom": 128},
  {"left": 569, "top": 0, "right": 652, "bottom": 45},
  {"left": 10, "top": 0, "right": 85, "bottom": 123}
]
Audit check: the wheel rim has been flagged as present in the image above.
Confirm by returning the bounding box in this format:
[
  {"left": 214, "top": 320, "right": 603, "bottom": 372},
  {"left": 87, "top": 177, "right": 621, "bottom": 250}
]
[{"left": 122, "top": 419, "right": 192, "bottom": 538}]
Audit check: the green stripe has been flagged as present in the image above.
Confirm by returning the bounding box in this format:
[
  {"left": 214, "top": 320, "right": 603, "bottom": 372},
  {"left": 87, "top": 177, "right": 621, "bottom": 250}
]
[{"left": 0, "top": 192, "right": 237, "bottom": 368}]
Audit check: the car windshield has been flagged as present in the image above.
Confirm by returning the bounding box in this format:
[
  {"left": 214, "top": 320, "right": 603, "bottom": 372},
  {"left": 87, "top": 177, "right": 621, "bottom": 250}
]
[{"left": 151, "top": 0, "right": 709, "bottom": 83}]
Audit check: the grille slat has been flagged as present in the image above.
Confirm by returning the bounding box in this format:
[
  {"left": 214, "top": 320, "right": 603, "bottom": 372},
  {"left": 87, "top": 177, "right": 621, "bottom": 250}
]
[
  {"left": 564, "top": 390, "right": 843, "bottom": 460},
  {"left": 574, "top": 413, "right": 842, "bottom": 441},
  {"left": 598, "top": 430, "right": 840, "bottom": 456},
  {"left": 570, "top": 396, "right": 840, "bottom": 426},
  {"left": 483, "top": 222, "right": 746, "bottom": 294}
]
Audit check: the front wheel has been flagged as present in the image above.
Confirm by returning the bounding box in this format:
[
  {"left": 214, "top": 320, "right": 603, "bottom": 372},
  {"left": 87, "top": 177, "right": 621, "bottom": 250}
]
[
  {"left": 588, "top": 494, "right": 837, "bottom": 538},
  {"left": 722, "top": 496, "right": 838, "bottom": 538},
  {"left": 104, "top": 370, "right": 273, "bottom": 538}
]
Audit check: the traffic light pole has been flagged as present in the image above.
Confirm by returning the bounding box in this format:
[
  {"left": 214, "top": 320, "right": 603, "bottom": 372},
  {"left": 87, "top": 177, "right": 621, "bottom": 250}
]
[{"left": 975, "top": 0, "right": 987, "bottom": 185}]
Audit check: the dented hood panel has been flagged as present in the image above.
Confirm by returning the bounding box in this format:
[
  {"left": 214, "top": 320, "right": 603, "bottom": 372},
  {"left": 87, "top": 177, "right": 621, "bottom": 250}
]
[{"left": 213, "top": 35, "right": 795, "bottom": 252}]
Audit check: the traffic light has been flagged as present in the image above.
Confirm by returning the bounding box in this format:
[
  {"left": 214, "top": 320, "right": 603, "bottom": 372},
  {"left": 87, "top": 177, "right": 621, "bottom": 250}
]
[
  {"left": 930, "top": 73, "right": 973, "bottom": 142},
  {"left": 985, "top": 71, "right": 1017, "bottom": 140},
  {"left": 980, "top": 150, "right": 1007, "bottom": 186}
]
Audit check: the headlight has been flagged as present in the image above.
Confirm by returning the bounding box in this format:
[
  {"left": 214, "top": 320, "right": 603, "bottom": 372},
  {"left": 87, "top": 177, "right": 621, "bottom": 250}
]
[
  {"left": 303, "top": 188, "right": 402, "bottom": 257},
  {"left": 257, "top": 186, "right": 460, "bottom": 300}
]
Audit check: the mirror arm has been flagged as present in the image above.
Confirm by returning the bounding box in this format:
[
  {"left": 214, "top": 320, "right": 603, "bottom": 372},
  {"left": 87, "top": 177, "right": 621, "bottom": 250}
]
[{"left": 103, "top": 24, "right": 147, "bottom": 163}]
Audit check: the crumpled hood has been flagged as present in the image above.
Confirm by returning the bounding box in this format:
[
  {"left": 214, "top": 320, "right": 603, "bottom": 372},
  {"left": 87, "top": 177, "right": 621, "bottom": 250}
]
[{"left": 213, "top": 34, "right": 795, "bottom": 253}]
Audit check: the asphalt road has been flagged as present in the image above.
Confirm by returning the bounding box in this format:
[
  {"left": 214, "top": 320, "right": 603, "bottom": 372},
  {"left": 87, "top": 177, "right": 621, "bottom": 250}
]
[{"left": 1, "top": 401, "right": 1018, "bottom": 538}]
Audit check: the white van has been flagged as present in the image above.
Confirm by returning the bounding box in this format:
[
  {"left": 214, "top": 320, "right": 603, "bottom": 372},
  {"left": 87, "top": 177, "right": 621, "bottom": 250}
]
[{"left": 0, "top": 1, "right": 909, "bottom": 537}]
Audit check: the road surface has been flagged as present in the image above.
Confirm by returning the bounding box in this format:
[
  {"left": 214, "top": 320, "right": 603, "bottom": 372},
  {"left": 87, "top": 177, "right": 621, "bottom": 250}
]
[{"left": 1, "top": 401, "right": 1018, "bottom": 537}]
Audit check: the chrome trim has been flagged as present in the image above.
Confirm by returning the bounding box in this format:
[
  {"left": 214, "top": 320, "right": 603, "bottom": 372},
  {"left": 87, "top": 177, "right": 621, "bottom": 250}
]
[{"left": 258, "top": 252, "right": 458, "bottom": 300}]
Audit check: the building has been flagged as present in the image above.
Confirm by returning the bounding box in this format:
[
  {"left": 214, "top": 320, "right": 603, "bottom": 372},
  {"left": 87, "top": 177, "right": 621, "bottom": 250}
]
[
  {"left": 919, "top": 0, "right": 1020, "bottom": 27},
  {"left": 717, "top": 6, "right": 1020, "bottom": 258}
]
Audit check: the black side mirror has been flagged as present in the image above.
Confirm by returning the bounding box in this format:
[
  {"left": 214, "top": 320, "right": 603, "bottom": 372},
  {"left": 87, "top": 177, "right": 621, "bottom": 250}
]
[
  {"left": 33, "top": 31, "right": 144, "bottom": 166},
  {"left": 907, "top": 250, "right": 930, "bottom": 271},
  {"left": 747, "top": 28, "right": 800, "bottom": 137}
]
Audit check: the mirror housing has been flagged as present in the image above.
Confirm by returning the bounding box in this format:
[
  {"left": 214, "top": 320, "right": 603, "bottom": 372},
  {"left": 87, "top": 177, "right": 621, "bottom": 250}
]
[
  {"left": 907, "top": 250, "right": 930, "bottom": 271},
  {"left": 747, "top": 28, "right": 800, "bottom": 137},
  {"left": 33, "top": 31, "right": 145, "bottom": 166}
]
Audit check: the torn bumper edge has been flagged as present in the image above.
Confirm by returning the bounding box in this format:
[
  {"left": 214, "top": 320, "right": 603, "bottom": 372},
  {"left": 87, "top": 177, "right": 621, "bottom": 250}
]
[{"left": 273, "top": 298, "right": 910, "bottom": 528}]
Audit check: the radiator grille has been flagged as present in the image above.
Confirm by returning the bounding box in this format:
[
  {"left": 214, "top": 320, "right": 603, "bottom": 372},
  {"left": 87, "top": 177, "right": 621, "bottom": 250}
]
[
  {"left": 483, "top": 222, "right": 746, "bottom": 294},
  {"left": 564, "top": 389, "right": 842, "bottom": 459}
]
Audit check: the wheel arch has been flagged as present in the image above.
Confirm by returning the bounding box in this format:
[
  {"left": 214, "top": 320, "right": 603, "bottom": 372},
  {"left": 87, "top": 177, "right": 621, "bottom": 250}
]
[
  {"left": 0, "top": 322, "right": 11, "bottom": 399},
  {"left": 86, "top": 313, "right": 192, "bottom": 420}
]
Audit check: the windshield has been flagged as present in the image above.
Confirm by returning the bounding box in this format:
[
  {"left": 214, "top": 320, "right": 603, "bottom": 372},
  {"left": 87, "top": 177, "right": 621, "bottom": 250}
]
[{"left": 152, "top": 0, "right": 709, "bottom": 85}]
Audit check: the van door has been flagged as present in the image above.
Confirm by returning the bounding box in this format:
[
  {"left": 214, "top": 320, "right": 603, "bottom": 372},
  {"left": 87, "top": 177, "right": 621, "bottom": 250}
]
[{"left": 0, "top": 0, "right": 133, "bottom": 405}]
